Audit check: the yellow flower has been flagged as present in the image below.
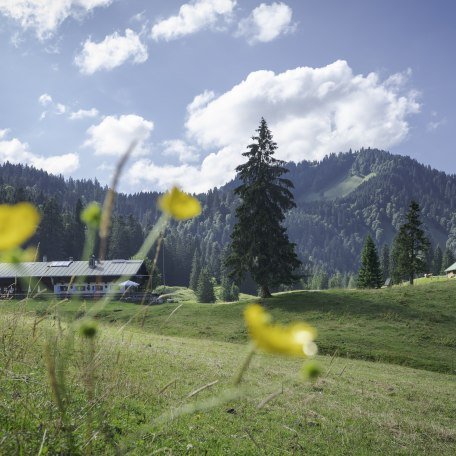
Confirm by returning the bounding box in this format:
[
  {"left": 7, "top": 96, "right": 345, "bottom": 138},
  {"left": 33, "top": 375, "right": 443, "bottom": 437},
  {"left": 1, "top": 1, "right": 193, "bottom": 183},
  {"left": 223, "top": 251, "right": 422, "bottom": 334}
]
[
  {"left": 0, "top": 203, "right": 40, "bottom": 251},
  {"left": 158, "top": 186, "right": 201, "bottom": 220},
  {"left": 244, "top": 304, "right": 318, "bottom": 357},
  {"left": 81, "top": 202, "right": 102, "bottom": 228}
]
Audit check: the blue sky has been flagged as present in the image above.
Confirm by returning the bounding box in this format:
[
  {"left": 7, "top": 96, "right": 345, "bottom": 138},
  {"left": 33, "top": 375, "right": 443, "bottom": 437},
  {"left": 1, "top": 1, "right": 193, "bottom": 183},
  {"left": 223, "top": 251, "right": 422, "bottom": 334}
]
[{"left": 0, "top": 0, "right": 454, "bottom": 193}]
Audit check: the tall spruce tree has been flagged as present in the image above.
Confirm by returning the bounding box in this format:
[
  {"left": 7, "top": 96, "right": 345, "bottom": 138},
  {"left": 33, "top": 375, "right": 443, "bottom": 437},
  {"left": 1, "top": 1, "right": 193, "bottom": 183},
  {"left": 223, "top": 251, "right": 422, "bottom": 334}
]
[
  {"left": 380, "top": 243, "right": 390, "bottom": 282},
  {"left": 391, "top": 200, "right": 430, "bottom": 285},
  {"left": 189, "top": 250, "right": 201, "bottom": 291},
  {"left": 357, "top": 235, "right": 383, "bottom": 288},
  {"left": 225, "top": 118, "right": 301, "bottom": 298},
  {"left": 432, "top": 245, "right": 443, "bottom": 275},
  {"left": 196, "top": 269, "right": 216, "bottom": 303}
]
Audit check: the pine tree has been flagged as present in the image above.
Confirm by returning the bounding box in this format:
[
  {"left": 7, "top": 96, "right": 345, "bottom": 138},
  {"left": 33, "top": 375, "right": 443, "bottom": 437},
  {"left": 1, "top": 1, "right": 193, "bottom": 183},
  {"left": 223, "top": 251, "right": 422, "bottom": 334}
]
[
  {"left": 37, "top": 197, "right": 66, "bottom": 260},
  {"left": 229, "top": 283, "right": 240, "bottom": 301},
  {"left": 196, "top": 269, "right": 216, "bottom": 303},
  {"left": 357, "top": 235, "right": 383, "bottom": 288},
  {"left": 391, "top": 201, "right": 430, "bottom": 285},
  {"left": 225, "top": 118, "right": 301, "bottom": 298},
  {"left": 441, "top": 247, "right": 455, "bottom": 274},
  {"left": 329, "top": 272, "right": 343, "bottom": 289},
  {"left": 347, "top": 275, "right": 357, "bottom": 289},
  {"left": 380, "top": 243, "right": 390, "bottom": 282},
  {"left": 432, "top": 245, "right": 443, "bottom": 275},
  {"left": 220, "top": 273, "right": 232, "bottom": 301},
  {"left": 189, "top": 250, "right": 201, "bottom": 291}
]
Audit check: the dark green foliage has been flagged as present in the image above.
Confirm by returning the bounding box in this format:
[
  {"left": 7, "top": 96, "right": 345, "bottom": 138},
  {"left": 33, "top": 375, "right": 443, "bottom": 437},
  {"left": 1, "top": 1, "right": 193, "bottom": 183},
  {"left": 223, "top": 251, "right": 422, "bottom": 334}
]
[
  {"left": 225, "top": 118, "right": 301, "bottom": 297},
  {"left": 1, "top": 151, "right": 456, "bottom": 283},
  {"left": 189, "top": 250, "right": 201, "bottom": 291},
  {"left": 391, "top": 201, "right": 430, "bottom": 285},
  {"left": 347, "top": 275, "right": 357, "bottom": 289},
  {"left": 229, "top": 283, "right": 239, "bottom": 301},
  {"left": 108, "top": 215, "right": 144, "bottom": 259},
  {"left": 144, "top": 258, "right": 163, "bottom": 290},
  {"left": 380, "top": 244, "right": 390, "bottom": 281},
  {"left": 196, "top": 269, "right": 215, "bottom": 303},
  {"left": 441, "top": 247, "right": 455, "bottom": 273},
  {"left": 357, "top": 235, "right": 383, "bottom": 288},
  {"left": 311, "top": 270, "right": 329, "bottom": 290},
  {"left": 37, "top": 197, "right": 66, "bottom": 260},
  {"left": 220, "top": 273, "right": 239, "bottom": 302},
  {"left": 432, "top": 245, "right": 443, "bottom": 275},
  {"left": 329, "top": 272, "right": 343, "bottom": 289}
]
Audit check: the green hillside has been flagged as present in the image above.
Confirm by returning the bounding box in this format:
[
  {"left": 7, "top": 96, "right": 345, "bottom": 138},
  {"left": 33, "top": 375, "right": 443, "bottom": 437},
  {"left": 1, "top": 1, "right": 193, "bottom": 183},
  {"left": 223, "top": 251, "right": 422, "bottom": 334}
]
[
  {"left": 5, "top": 280, "right": 455, "bottom": 374},
  {"left": 1, "top": 300, "right": 455, "bottom": 454}
]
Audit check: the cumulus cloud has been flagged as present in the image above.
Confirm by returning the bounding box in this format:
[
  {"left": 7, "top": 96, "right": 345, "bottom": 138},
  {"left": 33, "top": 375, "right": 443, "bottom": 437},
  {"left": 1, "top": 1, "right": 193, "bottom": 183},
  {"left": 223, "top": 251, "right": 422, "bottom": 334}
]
[
  {"left": 186, "top": 60, "right": 420, "bottom": 162},
  {"left": 84, "top": 114, "right": 154, "bottom": 156},
  {"left": 0, "top": 129, "right": 79, "bottom": 174},
  {"left": 0, "top": 0, "right": 112, "bottom": 39},
  {"left": 162, "top": 139, "right": 200, "bottom": 163},
  {"left": 237, "top": 2, "right": 295, "bottom": 44},
  {"left": 38, "top": 93, "right": 53, "bottom": 106},
  {"left": 75, "top": 29, "right": 148, "bottom": 74},
  {"left": 69, "top": 108, "right": 99, "bottom": 120},
  {"left": 127, "top": 146, "right": 238, "bottom": 193},
  {"left": 151, "top": 0, "right": 236, "bottom": 41},
  {"left": 128, "top": 61, "right": 420, "bottom": 193}
]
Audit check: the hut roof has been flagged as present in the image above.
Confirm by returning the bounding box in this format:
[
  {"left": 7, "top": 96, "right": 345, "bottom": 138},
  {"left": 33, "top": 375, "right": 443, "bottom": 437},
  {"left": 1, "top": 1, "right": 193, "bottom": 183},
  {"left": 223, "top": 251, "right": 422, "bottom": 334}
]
[{"left": 0, "top": 260, "right": 144, "bottom": 279}]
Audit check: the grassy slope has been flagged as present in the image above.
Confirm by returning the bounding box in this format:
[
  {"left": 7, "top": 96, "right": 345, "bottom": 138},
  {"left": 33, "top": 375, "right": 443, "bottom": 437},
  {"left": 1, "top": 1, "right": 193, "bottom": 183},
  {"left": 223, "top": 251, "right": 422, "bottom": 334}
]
[
  {"left": 5, "top": 281, "right": 455, "bottom": 374},
  {"left": 1, "top": 313, "right": 455, "bottom": 455},
  {"left": 303, "top": 172, "right": 376, "bottom": 202}
]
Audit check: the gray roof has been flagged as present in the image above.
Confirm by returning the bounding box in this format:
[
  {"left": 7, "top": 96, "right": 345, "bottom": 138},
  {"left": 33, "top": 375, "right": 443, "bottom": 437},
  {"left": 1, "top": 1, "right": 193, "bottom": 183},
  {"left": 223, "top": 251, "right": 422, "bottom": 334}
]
[
  {"left": 0, "top": 260, "right": 144, "bottom": 279},
  {"left": 445, "top": 261, "right": 456, "bottom": 273}
]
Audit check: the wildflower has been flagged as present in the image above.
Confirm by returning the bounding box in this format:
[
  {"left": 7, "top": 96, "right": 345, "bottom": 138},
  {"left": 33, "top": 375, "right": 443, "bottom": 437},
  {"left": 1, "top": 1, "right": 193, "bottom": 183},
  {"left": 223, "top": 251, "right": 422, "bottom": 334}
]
[
  {"left": 0, "top": 202, "right": 40, "bottom": 251},
  {"left": 81, "top": 202, "right": 102, "bottom": 229},
  {"left": 158, "top": 186, "right": 201, "bottom": 220},
  {"left": 244, "top": 304, "right": 317, "bottom": 357}
]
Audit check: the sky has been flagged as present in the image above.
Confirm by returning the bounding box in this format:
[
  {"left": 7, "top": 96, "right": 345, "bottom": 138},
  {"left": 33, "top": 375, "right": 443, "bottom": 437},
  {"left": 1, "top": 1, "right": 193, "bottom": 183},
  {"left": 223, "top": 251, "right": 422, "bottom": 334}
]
[{"left": 0, "top": 0, "right": 454, "bottom": 193}]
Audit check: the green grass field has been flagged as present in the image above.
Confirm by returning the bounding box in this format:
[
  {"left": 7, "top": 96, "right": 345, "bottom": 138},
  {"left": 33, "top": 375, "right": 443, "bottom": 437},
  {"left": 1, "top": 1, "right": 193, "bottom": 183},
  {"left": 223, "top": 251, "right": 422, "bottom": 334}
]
[
  {"left": 4, "top": 280, "right": 455, "bottom": 373},
  {"left": 0, "top": 281, "right": 455, "bottom": 454}
]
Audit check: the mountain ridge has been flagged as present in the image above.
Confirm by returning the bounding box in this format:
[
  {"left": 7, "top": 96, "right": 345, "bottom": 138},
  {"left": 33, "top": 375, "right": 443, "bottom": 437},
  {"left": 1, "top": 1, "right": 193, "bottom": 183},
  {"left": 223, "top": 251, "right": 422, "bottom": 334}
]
[{"left": 1, "top": 149, "right": 455, "bottom": 279}]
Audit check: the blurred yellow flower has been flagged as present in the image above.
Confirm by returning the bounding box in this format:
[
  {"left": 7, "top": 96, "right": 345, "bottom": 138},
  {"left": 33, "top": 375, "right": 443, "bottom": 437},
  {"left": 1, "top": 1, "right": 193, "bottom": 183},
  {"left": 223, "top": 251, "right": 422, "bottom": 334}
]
[
  {"left": 0, "top": 203, "right": 40, "bottom": 251},
  {"left": 158, "top": 186, "right": 201, "bottom": 220},
  {"left": 81, "top": 202, "right": 102, "bottom": 228},
  {"left": 244, "top": 304, "right": 317, "bottom": 357}
]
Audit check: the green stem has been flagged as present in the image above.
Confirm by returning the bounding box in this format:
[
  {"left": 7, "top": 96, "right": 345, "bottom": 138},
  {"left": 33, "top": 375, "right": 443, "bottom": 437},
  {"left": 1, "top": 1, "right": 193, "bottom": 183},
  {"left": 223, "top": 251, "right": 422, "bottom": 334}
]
[{"left": 233, "top": 343, "right": 256, "bottom": 386}]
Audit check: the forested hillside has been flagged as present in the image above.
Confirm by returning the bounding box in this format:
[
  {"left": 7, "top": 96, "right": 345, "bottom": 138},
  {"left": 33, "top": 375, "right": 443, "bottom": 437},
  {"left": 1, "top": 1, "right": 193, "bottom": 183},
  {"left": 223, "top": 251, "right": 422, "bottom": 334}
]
[{"left": 1, "top": 148, "right": 455, "bottom": 287}]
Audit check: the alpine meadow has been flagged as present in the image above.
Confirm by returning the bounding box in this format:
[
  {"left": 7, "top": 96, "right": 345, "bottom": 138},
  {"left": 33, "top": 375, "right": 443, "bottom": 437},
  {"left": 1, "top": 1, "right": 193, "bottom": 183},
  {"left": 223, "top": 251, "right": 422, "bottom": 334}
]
[{"left": 0, "top": 1, "right": 455, "bottom": 455}]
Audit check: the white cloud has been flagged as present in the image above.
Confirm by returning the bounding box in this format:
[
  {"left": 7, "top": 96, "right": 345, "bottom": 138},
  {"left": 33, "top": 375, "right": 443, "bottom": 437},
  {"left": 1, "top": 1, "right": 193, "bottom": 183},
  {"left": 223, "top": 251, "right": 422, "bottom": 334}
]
[
  {"left": 237, "top": 2, "right": 294, "bottom": 44},
  {"left": 427, "top": 118, "right": 446, "bottom": 132},
  {"left": 0, "top": 0, "right": 112, "bottom": 39},
  {"left": 69, "top": 108, "right": 99, "bottom": 120},
  {"left": 127, "top": 146, "right": 237, "bottom": 193},
  {"left": 162, "top": 139, "right": 200, "bottom": 163},
  {"left": 38, "top": 93, "right": 99, "bottom": 121},
  {"left": 186, "top": 60, "right": 420, "bottom": 163},
  {"left": 128, "top": 61, "right": 420, "bottom": 193},
  {"left": 38, "top": 93, "right": 53, "bottom": 106},
  {"left": 75, "top": 29, "right": 148, "bottom": 75},
  {"left": 0, "top": 129, "right": 79, "bottom": 174},
  {"left": 84, "top": 114, "right": 154, "bottom": 156},
  {"left": 151, "top": 0, "right": 236, "bottom": 41}
]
